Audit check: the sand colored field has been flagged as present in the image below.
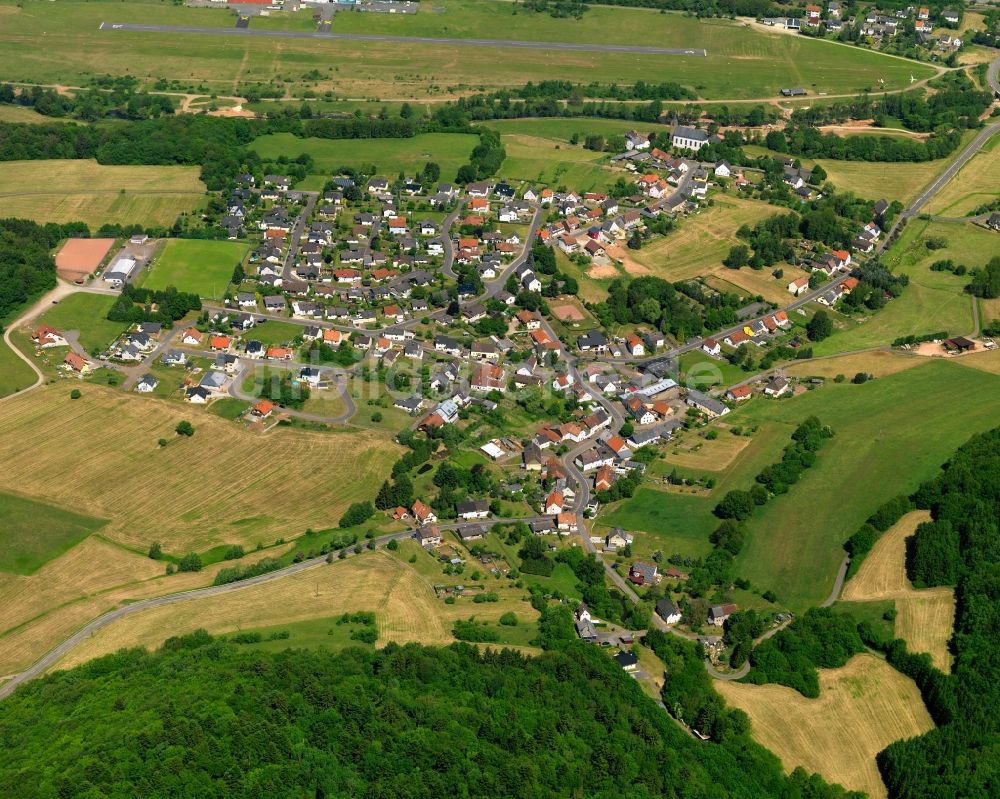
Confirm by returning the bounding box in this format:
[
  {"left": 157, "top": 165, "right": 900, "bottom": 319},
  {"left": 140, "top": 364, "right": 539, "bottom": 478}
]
[
  {"left": 0, "top": 537, "right": 258, "bottom": 675},
  {"left": 0, "top": 384, "right": 400, "bottom": 554},
  {"left": 716, "top": 655, "right": 934, "bottom": 799},
  {"left": 54, "top": 238, "right": 116, "bottom": 281},
  {"left": 663, "top": 428, "right": 752, "bottom": 471},
  {"left": 923, "top": 132, "right": 1000, "bottom": 216},
  {"left": 842, "top": 511, "right": 954, "bottom": 671},
  {"left": 629, "top": 196, "right": 807, "bottom": 304},
  {"left": 550, "top": 300, "right": 586, "bottom": 322},
  {"left": 0, "top": 160, "right": 204, "bottom": 228},
  {"left": 785, "top": 351, "right": 924, "bottom": 380},
  {"left": 953, "top": 346, "right": 1000, "bottom": 376},
  {"left": 53, "top": 551, "right": 539, "bottom": 670}
]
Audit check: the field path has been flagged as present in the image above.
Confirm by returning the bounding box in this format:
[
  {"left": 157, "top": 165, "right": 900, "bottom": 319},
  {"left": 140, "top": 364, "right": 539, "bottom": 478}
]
[{"left": 0, "top": 281, "right": 83, "bottom": 405}]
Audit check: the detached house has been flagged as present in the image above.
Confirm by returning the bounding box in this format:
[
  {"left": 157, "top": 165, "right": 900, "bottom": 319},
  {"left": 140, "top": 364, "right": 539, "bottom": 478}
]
[{"left": 412, "top": 500, "right": 437, "bottom": 525}]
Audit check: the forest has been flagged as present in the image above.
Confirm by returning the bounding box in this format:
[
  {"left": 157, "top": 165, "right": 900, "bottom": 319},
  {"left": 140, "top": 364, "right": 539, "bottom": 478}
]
[
  {"left": 875, "top": 427, "right": 1000, "bottom": 798},
  {"left": 0, "top": 633, "right": 859, "bottom": 799},
  {"left": 0, "top": 219, "right": 79, "bottom": 321}
]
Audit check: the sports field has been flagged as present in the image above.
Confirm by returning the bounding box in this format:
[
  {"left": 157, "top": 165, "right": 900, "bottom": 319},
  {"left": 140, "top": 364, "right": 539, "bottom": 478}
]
[
  {"left": 52, "top": 549, "right": 541, "bottom": 670},
  {"left": 143, "top": 239, "right": 248, "bottom": 299},
  {"left": 0, "top": 1, "right": 932, "bottom": 101},
  {"left": 923, "top": 131, "right": 1000, "bottom": 216},
  {"left": 250, "top": 132, "right": 477, "bottom": 181},
  {"left": 0, "top": 160, "right": 205, "bottom": 229},
  {"left": 715, "top": 654, "right": 934, "bottom": 799},
  {"left": 0, "top": 491, "right": 106, "bottom": 574},
  {"left": 841, "top": 510, "right": 954, "bottom": 671},
  {"left": 629, "top": 196, "right": 809, "bottom": 304},
  {"left": 731, "top": 359, "right": 1000, "bottom": 610},
  {"left": 36, "top": 292, "right": 126, "bottom": 353},
  {"left": 54, "top": 238, "right": 116, "bottom": 282}
]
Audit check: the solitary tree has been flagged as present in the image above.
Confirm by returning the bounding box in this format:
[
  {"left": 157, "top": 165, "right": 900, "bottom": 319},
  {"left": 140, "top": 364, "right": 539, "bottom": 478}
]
[{"left": 175, "top": 420, "right": 195, "bottom": 437}]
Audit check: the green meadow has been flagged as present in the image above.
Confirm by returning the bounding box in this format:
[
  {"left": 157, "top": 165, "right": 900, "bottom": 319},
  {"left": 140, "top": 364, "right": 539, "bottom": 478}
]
[{"left": 0, "top": 492, "right": 106, "bottom": 574}]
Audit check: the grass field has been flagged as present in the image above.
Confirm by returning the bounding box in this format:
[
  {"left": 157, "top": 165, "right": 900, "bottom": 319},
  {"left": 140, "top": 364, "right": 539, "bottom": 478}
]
[
  {"left": 598, "top": 422, "right": 790, "bottom": 561},
  {"left": 0, "top": 1, "right": 932, "bottom": 102},
  {"left": 730, "top": 359, "right": 1000, "bottom": 610},
  {"left": 744, "top": 135, "right": 976, "bottom": 205},
  {"left": 0, "top": 383, "right": 400, "bottom": 554},
  {"left": 0, "top": 104, "right": 69, "bottom": 124},
  {"left": 716, "top": 654, "right": 934, "bottom": 799},
  {"left": 0, "top": 383, "right": 400, "bottom": 673},
  {"left": 498, "top": 134, "right": 614, "bottom": 192},
  {"left": 629, "top": 196, "right": 809, "bottom": 304},
  {"left": 36, "top": 292, "right": 126, "bottom": 353},
  {"left": 923, "top": 131, "right": 1000, "bottom": 216},
  {"left": 0, "top": 337, "right": 37, "bottom": 398},
  {"left": 53, "top": 549, "right": 541, "bottom": 670},
  {"left": 0, "top": 160, "right": 204, "bottom": 228},
  {"left": 483, "top": 118, "right": 673, "bottom": 141},
  {"left": 812, "top": 219, "right": 982, "bottom": 357},
  {"left": 841, "top": 510, "right": 954, "bottom": 671},
  {"left": 245, "top": 320, "right": 303, "bottom": 347},
  {"left": 0, "top": 491, "right": 106, "bottom": 574},
  {"left": 784, "top": 351, "right": 925, "bottom": 380},
  {"left": 143, "top": 239, "right": 248, "bottom": 300},
  {"left": 250, "top": 132, "right": 477, "bottom": 181}
]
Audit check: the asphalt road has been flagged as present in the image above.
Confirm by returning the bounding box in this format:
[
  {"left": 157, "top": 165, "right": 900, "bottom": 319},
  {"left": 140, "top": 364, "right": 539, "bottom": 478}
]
[{"left": 99, "top": 22, "right": 708, "bottom": 56}]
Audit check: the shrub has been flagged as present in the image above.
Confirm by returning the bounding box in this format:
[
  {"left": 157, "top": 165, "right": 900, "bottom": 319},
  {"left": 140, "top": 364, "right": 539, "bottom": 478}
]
[
  {"left": 175, "top": 420, "right": 195, "bottom": 437},
  {"left": 70, "top": 389, "right": 82, "bottom": 399}
]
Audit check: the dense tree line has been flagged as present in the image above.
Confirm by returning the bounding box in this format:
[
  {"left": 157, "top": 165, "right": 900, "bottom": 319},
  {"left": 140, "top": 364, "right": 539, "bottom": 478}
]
[
  {"left": 212, "top": 556, "right": 282, "bottom": 586},
  {"left": 766, "top": 125, "right": 965, "bottom": 163},
  {"left": 0, "top": 631, "right": 862, "bottom": 798},
  {"left": 0, "top": 219, "right": 81, "bottom": 319},
  {"left": 0, "top": 77, "right": 174, "bottom": 122},
  {"left": 517, "top": 79, "right": 694, "bottom": 101},
  {"left": 107, "top": 284, "right": 202, "bottom": 327},
  {"left": 965, "top": 256, "right": 1000, "bottom": 299},
  {"left": 788, "top": 75, "right": 991, "bottom": 134},
  {"left": 874, "top": 428, "right": 1000, "bottom": 797},
  {"left": 745, "top": 607, "right": 866, "bottom": 696},
  {"left": 456, "top": 128, "right": 506, "bottom": 183},
  {"left": 593, "top": 275, "right": 707, "bottom": 340}
]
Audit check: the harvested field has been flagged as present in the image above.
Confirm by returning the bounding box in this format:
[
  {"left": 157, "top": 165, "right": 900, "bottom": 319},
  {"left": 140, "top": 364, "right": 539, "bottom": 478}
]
[
  {"left": 54, "top": 238, "right": 115, "bottom": 282},
  {"left": 841, "top": 510, "right": 954, "bottom": 671},
  {"left": 662, "top": 427, "right": 753, "bottom": 472},
  {"left": 0, "top": 383, "right": 400, "bottom": 554},
  {"left": 785, "top": 351, "right": 925, "bottom": 380},
  {"left": 0, "top": 160, "right": 205, "bottom": 228},
  {"left": 550, "top": 300, "right": 586, "bottom": 322},
  {"left": 954, "top": 347, "right": 1000, "bottom": 376},
  {"left": 716, "top": 655, "right": 934, "bottom": 799},
  {"left": 52, "top": 550, "right": 540, "bottom": 670},
  {"left": 588, "top": 263, "right": 619, "bottom": 279},
  {"left": 0, "top": 540, "right": 255, "bottom": 676}
]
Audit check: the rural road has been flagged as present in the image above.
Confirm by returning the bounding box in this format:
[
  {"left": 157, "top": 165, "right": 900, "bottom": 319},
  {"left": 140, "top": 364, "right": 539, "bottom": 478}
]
[
  {"left": 0, "top": 529, "right": 419, "bottom": 702},
  {"left": 99, "top": 22, "right": 707, "bottom": 56}
]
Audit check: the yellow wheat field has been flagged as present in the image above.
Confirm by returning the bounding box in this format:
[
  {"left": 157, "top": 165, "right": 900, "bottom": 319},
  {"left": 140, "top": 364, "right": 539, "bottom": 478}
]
[
  {"left": 842, "top": 510, "right": 955, "bottom": 671},
  {"left": 785, "top": 351, "right": 925, "bottom": 381},
  {"left": 53, "top": 552, "right": 539, "bottom": 670},
  {"left": 0, "top": 384, "right": 400, "bottom": 553},
  {"left": 716, "top": 655, "right": 934, "bottom": 799}
]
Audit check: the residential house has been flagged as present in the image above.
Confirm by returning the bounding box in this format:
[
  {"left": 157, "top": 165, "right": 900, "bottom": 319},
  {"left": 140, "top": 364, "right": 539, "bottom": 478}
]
[
  {"left": 629, "top": 561, "right": 659, "bottom": 585},
  {"left": 656, "top": 599, "right": 682, "bottom": 625},
  {"left": 134, "top": 374, "right": 159, "bottom": 394},
  {"left": 702, "top": 337, "right": 720, "bottom": 356},
  {"left": 415, "top": 526, "right": 442, "bottom": 547},
  {"left": 456, "top": 499, "right": 490, "bottom": 520},
  {"left": 412, "top": 500, "right": 437, "bottom": 525},
  {"left": 543, "top": 490, "right": 564, "bottom": 515},
  {"left": 709, "top": 603, "right": 738, "bottom": 626},
  {"left": 764, "top": 376, "right": 790, "bottom": 397}
]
